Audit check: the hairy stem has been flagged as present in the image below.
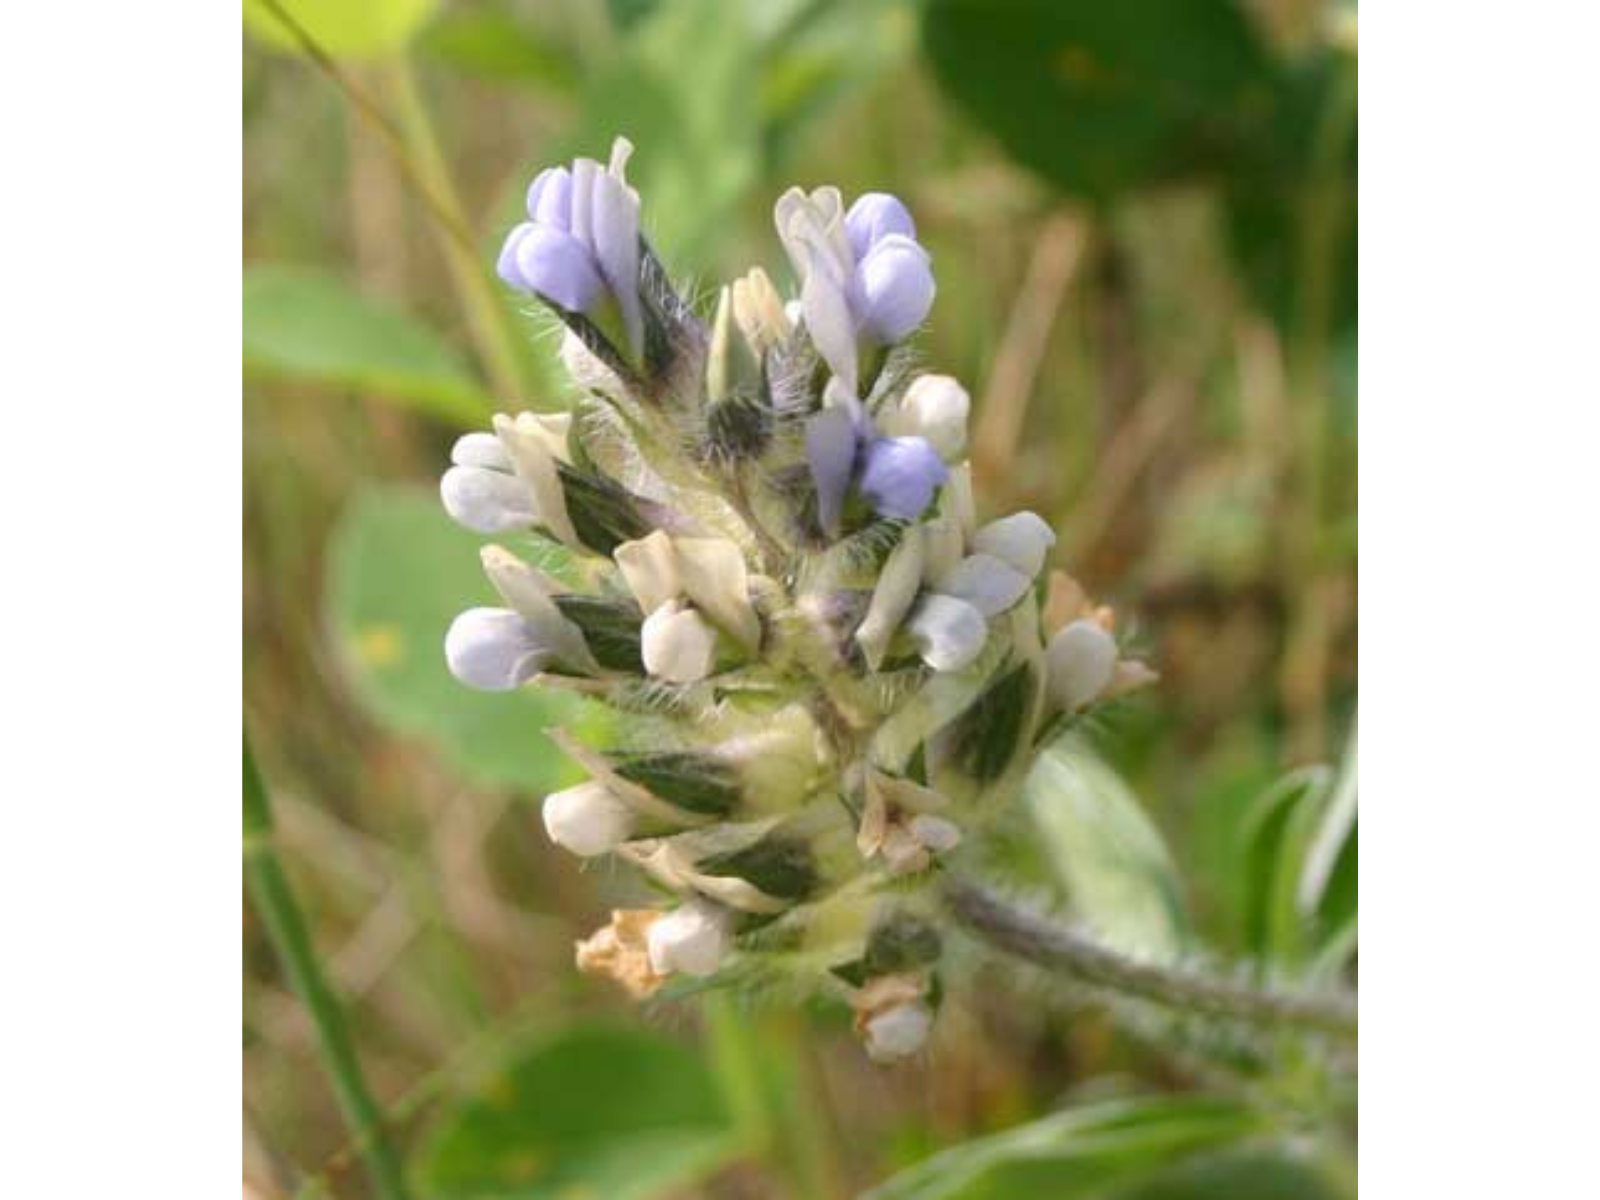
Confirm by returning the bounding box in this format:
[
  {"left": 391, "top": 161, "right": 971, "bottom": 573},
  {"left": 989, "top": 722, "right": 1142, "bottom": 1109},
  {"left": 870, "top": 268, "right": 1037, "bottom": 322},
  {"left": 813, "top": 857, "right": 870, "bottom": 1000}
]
[
  {"left": 245, "top": 735, "right": 411, "bottom": 1200},
  {"left": 943, "top": 878, "right": 1357, "bottom": 1042}
]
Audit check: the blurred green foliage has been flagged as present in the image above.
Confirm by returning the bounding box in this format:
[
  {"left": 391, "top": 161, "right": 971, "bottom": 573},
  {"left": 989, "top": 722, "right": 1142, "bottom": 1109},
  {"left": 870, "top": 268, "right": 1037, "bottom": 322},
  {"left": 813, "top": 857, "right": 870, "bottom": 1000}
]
[{"left": 244, "top": 0, "right": 1356, "bottom": 1195}]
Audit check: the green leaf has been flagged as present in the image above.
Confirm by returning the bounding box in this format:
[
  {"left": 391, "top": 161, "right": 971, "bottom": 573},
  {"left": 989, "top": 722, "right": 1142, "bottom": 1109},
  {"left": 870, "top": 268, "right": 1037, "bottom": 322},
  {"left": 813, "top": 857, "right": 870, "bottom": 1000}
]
[
  {"left": 325, "top": 484, "right": 606, "bottom": 793},
  {"left": 244, "top": 265, "right": 492, "bottom": 426},
  {"left": 921, "top": 0, "right": 1275, "bottom": 200},
  {"left": 1106, "top": 1144, "right": 1349, "bottom": 1200},
  {"left": 1025, "top": 734, "right": 1189, "bottom": 959},
  {"left": 413, "top": 1024, "right": 739, "bottom": 1199},
  {"left": 863, "top": 1095, "right": 1263, "bottom": 1200},
  {"left": 243, "top": 0, "right": 439, "bottom": 60}
]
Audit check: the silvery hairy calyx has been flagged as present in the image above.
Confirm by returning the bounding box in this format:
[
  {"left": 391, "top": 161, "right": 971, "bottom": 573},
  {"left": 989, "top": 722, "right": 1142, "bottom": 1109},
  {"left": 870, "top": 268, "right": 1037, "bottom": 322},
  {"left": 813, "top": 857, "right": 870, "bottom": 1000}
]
[{"left": 441, "top": 138, "right": 1154, "bottom": 1063}]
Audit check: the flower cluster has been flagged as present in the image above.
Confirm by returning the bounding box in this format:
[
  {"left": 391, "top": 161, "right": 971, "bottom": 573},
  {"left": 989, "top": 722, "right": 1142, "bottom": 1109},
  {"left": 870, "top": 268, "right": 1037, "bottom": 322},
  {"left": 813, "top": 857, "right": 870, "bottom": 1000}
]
[{"left": 442, "top": 138, "right": 1153, "bottom": 1062}]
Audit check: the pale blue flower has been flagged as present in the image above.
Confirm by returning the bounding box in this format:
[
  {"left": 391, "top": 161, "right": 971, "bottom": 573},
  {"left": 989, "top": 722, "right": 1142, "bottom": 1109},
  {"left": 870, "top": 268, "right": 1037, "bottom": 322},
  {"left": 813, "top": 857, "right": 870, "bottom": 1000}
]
[
  {"left": 858, "top": 436, "right": 948, "bottom": 521},
  {"left": 497, "top": 138, "right": 644, "bottom": 355},
  {"left": 444, "top": 607, "right": 553, "bottom": 691},
  {"left": 805, "top": 401, "right": 948, "bottom": 536}
]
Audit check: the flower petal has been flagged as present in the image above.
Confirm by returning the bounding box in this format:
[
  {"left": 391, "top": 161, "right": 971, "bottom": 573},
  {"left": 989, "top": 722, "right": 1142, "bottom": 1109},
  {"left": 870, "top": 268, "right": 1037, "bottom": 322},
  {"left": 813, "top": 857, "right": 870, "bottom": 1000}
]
[
  {"left": 479, "top": 545, "right": 597, "bottom": 674},
  {"left": 800, "top": 241, "right": 860, "bottom": 393},
  {"left": 641, "top": 600, "right": 720, "bottom": 683},
  {"left": 450, "top": 431, "right": 513, "bottom": 471},
  {"left": 934, "top": 553, "right": 1032, "bottom": 617},
  {"left": 859, "top": 436, "right": 948, "bottom": 521},
  {"left": 493, "top": 413, "right": 579, "bottom": 548},
  {"left": 973, "top": 511, "right": 1056, "bottom": 578},
  {"left": 855, "top": 525, "right": 926, "bottom": 670},
  {"left": 646, "top": 897, "right": 730, "bottom": 977},
  {"left": 543, "top": 781, "right": 635, "bottom": 857},
  {"left": 614, "top": 529, "right": 682, "bottom": 615},
  {"left": 881, "top": 374, "right": 970, "bottom": 463},
  {"left": 440, "top": 465, "right": 536, "bottom": 534},
  {"left": 805, "top": 404, "right": 861, "bottom": 538},
  {"left": 444, "top": 607, "right": 550, "bottom": 691},
  {"left": 511, "top": 223, "right": 604, "bottom": 312},
  {"left": 525, "top": 166, "right": 573, "bottom": 227},
  {"left": 906, "top": 594, "right": 987, "bottom": 672},
  {"left": 1044, "top": 618, "right": 1118, "bottom": 710},
  {"left": 496, "top": 222, "right": 536, "bottom": 291},
  {"left": 590, "top": 139, "right": 644, "bottom": 356},
  {"left": 675, "top": 537, "right": 761, "bottom": 651},
  {"left": 854, "top": 233, "right": 935, "bottom": 343},
  {"left": 845, "top": 192, "right": 917, "bottom": 260}
]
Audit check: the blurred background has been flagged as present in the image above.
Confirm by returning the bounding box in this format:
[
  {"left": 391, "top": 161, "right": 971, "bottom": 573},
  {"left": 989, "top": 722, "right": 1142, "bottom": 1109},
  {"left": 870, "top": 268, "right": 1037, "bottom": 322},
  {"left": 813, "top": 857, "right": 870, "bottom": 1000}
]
[{"left": 243, "top": 0, "right": 1356, "bottom": 1195}]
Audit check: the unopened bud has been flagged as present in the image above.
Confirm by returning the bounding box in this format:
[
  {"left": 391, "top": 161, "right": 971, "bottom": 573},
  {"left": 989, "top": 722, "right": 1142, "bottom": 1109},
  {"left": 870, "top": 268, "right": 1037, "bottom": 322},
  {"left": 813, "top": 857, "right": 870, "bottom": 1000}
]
[
  {"left": 646, "top": 897, "right": 731, "bottom": 977},
  {"left": 542, "top": 781, "right": 636, "bottom": 856},
  {"left": 1045, "top": 618, "right": 1118, "bottom": 710},
  {"left": 863, "top": 1000, "right": 933, "bottom": 1062},
  {"left": 641, "top": 600, "right": 720, "bottom": 683}
]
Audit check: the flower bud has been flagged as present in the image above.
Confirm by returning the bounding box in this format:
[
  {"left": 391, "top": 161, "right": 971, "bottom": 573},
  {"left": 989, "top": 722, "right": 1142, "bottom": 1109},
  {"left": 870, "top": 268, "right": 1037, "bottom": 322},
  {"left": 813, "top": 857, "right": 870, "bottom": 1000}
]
[
  {"left": 543, "top": 781, "right": 636, "bottom": 856},
  {"left": 675, "top": 537, "right": 761, "bottom": 651},
  {"left": 499, "top": 221, "right": 605, "bottom": 313},
  {"left": 444, "top": 607, "right": 551, "bottom": 692},
  {"left": 440, "top": 465, "right": 537, "bottom": 535},
  {"left": 973, "top": 511, "right": 1056, "bottom": 578},
  {"left": 1045, "top": 618, "right": 1118, "bottom": 711},
  {"left": 863, "top": 1000, "right": 933, "bottom": 1062},
  {"left": 641, "top": 600, "right": 720, "bottom": 683},
  {"left": 731, "top": 266, "right": 791, "bottom": 356},
  {"left": 855, "top": 234, "right": 935, "bottom": 344},
  {"left": 883, "top": 375, "right": 970, "bottom": 463},
  {"left": 856, "top": 527, "right": 927, "bottom": 670},
  {"left": 646, "top": 897, "right": 731, "bottom": 977},
  {"left": 859, "top": 436, "right": 948, "bottom": 521}
]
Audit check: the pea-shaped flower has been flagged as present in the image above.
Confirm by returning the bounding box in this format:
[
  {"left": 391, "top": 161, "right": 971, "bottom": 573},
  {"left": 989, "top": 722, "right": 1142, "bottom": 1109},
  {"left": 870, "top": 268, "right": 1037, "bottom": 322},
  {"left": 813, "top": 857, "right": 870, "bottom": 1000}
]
[
  {"left": 775, "top": 188, "right": 936, "bottom": 392},
  {"left": 497, "top": 137, "right": 645, "bottom": 356}
]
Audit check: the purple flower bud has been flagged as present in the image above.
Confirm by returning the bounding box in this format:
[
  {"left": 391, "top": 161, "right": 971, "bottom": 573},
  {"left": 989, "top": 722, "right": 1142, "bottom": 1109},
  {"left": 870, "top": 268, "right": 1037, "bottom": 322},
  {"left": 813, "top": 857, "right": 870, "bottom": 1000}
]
[
  {"left": 845, "top": 192, "right": 917, "bottom": 261},
  {"left": 854, "top": 234, "right": 936, "bottom": 344},
  {"left": 859, "top": 435, "right": 947, "bottom": 520},
  {"left": 506, "top": 223, "right": 606, "bottom": 313}
]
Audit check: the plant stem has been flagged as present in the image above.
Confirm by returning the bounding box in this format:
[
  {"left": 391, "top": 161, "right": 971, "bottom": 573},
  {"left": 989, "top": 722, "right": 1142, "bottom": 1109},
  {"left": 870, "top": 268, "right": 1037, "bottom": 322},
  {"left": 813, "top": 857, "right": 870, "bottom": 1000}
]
[
  {"left": 943, "top": 878, "right": 1357, "bottom": 1042},
  {"left": 253, "top": 0, "right": 532, "bottom": 405},
  {"left": 245, "top": 735, "right": 411, "bottom": 1200},
  {"left": 702, "top": 994, "right": 773, "bottom": 1158},
  {"left": 384, "top": 57, "right": 534, "bottom": 405}
]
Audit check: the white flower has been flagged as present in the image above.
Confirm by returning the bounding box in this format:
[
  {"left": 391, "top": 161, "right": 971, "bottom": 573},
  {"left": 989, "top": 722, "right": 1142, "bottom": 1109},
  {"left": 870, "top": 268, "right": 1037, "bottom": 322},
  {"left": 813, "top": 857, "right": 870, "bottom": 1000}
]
[
  {"left": 542, "top": 781, "right": 636, "bottom": 856},
  {"left": 440, "top": 432, "right": 536, "bottom": 534},
  {"left": 641, "top": 600, "right": 720, "bottom": 683},
  {"left": 489, "top": 412, "right": 579, "bottom": 548},
  {"left": 615, "top": 529, "right": 682, "bottom": 615},
  {"left": 444, "top": 607, "right": 552, "bottom": 692},
  {"left": 880, "top": 374, "right": 970, "bottom": 464},
  {"left": 856, "top": 527, "right": 927, "bottom": 670},
  {"left": 479, "top": 545, "right": 597, "bottom": 674},
  {"left": 972, "top": 511, "right": 1056, "bottom": 578},
  {"left": 1045, "top": 618, "right": 1119, "bottom": 710},
  {"left": 675, "top": 537, "right": 761, "bottom": 651},
  {"left": 906, "top": 593, "right": 987, "bottom": 672},
  {"left": 863, "top": 1001, "right": 932, "bottom": 1062},
  {"left": 932, "top": 553, "right": 1033, "bottom": 617},
  {"left": 647, "top": 897, "right": 731, "bottom": 977}
]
